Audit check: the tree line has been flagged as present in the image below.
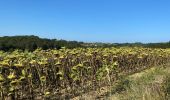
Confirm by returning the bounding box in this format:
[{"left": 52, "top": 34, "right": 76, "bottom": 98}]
[
  {"left": 0, "top": 35, "right": 170, "bottom": 51},
  {"left": 0, "top": 35, "right": 83, "bottom": 51}
]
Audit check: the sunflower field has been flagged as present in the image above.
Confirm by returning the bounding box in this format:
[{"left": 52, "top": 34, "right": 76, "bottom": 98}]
[{"left": 0, "top": 47, "right": 170, "bottom": 99}]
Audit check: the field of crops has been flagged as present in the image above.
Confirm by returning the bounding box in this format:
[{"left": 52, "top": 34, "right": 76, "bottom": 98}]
[{"left": 0, "top": 47, "right": 170, "bottom": 99}]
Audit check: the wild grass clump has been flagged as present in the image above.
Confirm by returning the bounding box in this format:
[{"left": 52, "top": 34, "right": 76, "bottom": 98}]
[
  {"left": 109, "top": 67, "right": 170, "bottom": 100},
  {"left": 163, "top": 75, "right": 170, "bottom": 99}
]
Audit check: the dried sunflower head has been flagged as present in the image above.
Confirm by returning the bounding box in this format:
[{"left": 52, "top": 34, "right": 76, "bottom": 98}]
[
  {"left": 7, "top": 72, "right": 16, "bottom": 80},
  {"left": 0, "top": 74, "right": 4, "bottom": 82},
  {"left": 40, "top": 76, "right": 46, "bottom": 82}
]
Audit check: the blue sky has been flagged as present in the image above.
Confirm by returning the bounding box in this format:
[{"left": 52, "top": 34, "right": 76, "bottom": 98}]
[{"left": 0, "top": 0, "right": 170, "bottom": 43}]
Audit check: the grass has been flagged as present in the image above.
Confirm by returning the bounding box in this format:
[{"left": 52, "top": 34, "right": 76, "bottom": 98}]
[{"left": 109, "top": 66, "right": 170, "bottom": 100}]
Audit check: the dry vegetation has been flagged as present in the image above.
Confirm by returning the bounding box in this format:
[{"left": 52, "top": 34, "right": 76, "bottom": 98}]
[{"left": 0, "top": 47, "right": 170, "bottom": 99}]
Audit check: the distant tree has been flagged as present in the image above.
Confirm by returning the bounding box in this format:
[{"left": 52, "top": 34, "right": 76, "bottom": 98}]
[{"left": 0, "top": 35, "right": 170, "bottom": 51}]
